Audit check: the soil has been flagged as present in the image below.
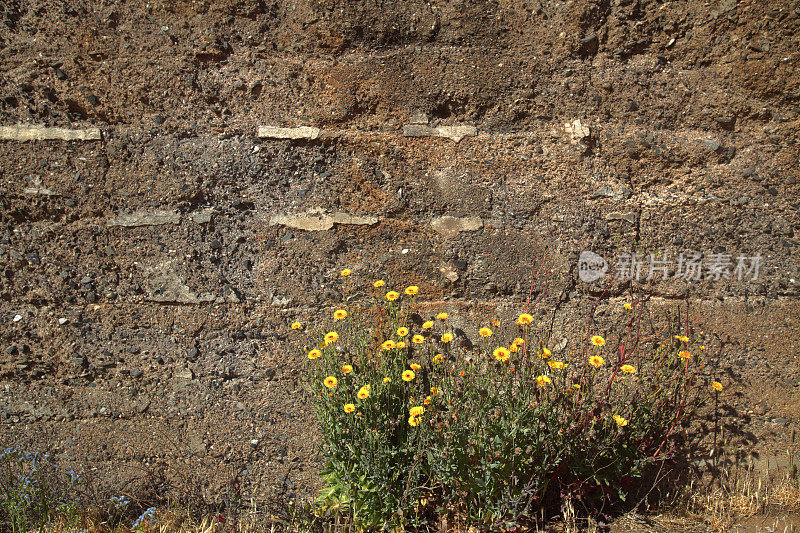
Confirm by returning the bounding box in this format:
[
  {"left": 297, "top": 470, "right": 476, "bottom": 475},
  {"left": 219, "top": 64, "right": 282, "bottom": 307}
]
[{"left": 0, "top": 0, "right": 799, "bottom": 527}]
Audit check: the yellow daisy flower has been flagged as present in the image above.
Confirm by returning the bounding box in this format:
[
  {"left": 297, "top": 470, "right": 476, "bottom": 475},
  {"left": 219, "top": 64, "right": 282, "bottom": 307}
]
[
  {"left": 410, "top": 406, "right": 425, "bottom": 417},
  {"left": 383, "top": 377, "right": 391, "bottom": 383},
  {"left": 620, "top": 364, "right": 636, "bottom": 373},
  {"left": 479, "top": 327, "right": 493, "bottom": 338},
  {"left": 541, "top": 348, "right": 552, "bottom": 359},
  {"left": 405, "top": 286, "right": 419, "bottom": 296},
  {"left": 307, "top": 349, "right": 322, "bottom": 360},
  {"left": 517, "top": 313, "right": 534, "bottom": 325},
  {"left": 589, "top": 355, "right": 605, "bottom": 368},
  {"left": 548, "top": 360, "right": 566, "bottom": 370},
  {"left": 324, "top": 376, "right": 338, "bottom": 389},
  {"left": 340, "top": 269, "right": 351, "bottom": 277},
  {"left": 291, "top": 322, "right": 302, "bottom": 330},
  {"left": 423, "top": 396, "right": 432, "bottom": 406},
  {"left": 357, "top": 385, "right": 370, "bottom": 399},
  {"left": 513, "top": 338, "right": 525, "bottom": 346},
  {"left": 590, "top": 335, "right": 606, "bottom": 347},
  {"left": 441, "top": 333, "right": 453, "bottom": 343},
  {"left": 397, "top": 327, "right": 409, "bottom": 337},
  {"left": 408, "top": 416, "right": 420, "bottom": 427},
  {"left": 386, "top": 291, "right": 399, "bottom": 301},
  {"left": 623, "top": 302, "right": 633, "bottom": 310},
  {"left": 373, "top": 280, "right": 385, "bottom": 288},
  {"left": 342, "top": 364, "right": 353, "bottom": 375},
  {"left": 509, "top": 344, "right": 519, "bottom": 353},
  {"left": 613, "top": 415, "right": 628, "bottom": 427},
  {"left": 678, "top": 350, "right": 691, "bottom": 360},
  {"left": 436, "top": 312, "right": 448, "bottom": 320},
  {"left": 333, "top": 309, "right": 347, "bottom": 321},
  {"left": 432, "top": 353, "right": 443, "bottom": 364},
  {"left": 536, "top": 375, "right": 551, "bottom": 387},
  {"left": 410, "top": 363, "right": 421, "bottom": 371},
  {"left": 325, "top": 331, "right": 339, "bottom": 343},
  {"left": 675, "top": 335, "right": 690, "bottom": 343},
  {"left": 396, "top": 341, "right": 406, "bottom": 349},
  {"left": 422, "top": 321, "right": 434, "bottom": 329},
  {"left": 712, "top": 381, "right": 723, "bottom": 392},
  {"left": 493, "top": 347, "right": 511, "bottom": 362},
  {"left": 402, "top": 370, "right": 415, "bottom": 382},
  {"left": 412, "top": 334, "right": 424, "bottom": 344},
  {"left": 344, "top": 403, "right": 355, "bottom": 413},
  {"left": 381, "top": 340, "right": 396, "bottom": 350}
]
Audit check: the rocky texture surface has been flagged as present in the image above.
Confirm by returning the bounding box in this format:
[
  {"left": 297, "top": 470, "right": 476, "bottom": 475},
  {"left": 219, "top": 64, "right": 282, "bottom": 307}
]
[{"left": 0, "top": 0, "right": 798, "bottom": 514}]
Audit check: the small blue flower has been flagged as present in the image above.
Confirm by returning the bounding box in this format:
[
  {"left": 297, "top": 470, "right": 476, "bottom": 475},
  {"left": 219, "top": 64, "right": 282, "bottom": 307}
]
[{"left": 132, "top": 507, "right": 157, "bottom": 529}]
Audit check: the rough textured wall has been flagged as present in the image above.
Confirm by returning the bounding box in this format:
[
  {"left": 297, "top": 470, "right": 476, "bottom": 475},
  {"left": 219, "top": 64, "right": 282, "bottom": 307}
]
[{"left": 0, "top": 0, "right": 799, "bottom": 504}]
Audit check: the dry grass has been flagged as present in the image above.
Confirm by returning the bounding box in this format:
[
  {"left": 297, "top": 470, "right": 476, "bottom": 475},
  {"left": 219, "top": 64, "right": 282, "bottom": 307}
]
[
  {"left": 687, "top": 451, "right": 800, "bottom": 532},
  {"left": 28, "top": 449, "right": 800, "bottom": 533}
]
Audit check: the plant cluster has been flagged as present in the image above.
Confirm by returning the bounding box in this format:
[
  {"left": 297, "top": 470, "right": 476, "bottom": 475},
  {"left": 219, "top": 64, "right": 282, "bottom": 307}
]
[
  {"left": 295, "top": 272, "right": 724, "bottom": 530},
  {"left": 0, "top": 448, "right": 67, "bottom": 533},
  {"left": 0, "top": 447, "right": 158, "bottom": 533}
]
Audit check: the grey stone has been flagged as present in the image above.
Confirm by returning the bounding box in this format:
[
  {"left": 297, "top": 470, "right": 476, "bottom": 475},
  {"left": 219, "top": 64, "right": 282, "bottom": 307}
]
[
  {"left": 605, "top": 212, "right": 636, "bottom": 224},
  {"left": 175, "top": 368, "right": 194, "bottom": 380},
  {"left": 439, "top": 263, "right": 459, "bottom": 282},
  {"left": 431, "top": 216, "right": 483, "bottom": 239},
  {"left": 402, "top": 124, "right": 477, "bottom": 142},
  {"left": 410, "top": 111, "right": 429, "bottom": 124},
  {"left": 741, "top": 166, "right": 756, "bottom": 178},
  {"left": 592, "top": 187, "right": 618, "bottom": 198},
  {"left": 715, "top": 116, "right": 735, "bottom": 128},
  {"left": 403, "top": 124, "right": 436, "bottom": 137},
  {"left": 269, "top": 209, "right": 379, "bottom": 231},
  {"left": 563, "top": 119, "right": 591, "bottom": 145},
  {"left": 141, "top": 261, "right": 215, "bottom": 304},
  {"left": 189, "top": 208, "right": 215, "bottom": 224},
  {"left": 23, "top": 177, "right": 56, "bottom": 196},
  {"left": 436, "top": 126, "right": 477, "bottom": 142},
  {"left": 108, "top": 210, "right": 181, "bottom": 227},
  {"left": 8, "top": 249, "right": 26, "bottom": 268},
  {"left": 0, "top": 124, "right": 101, "bottom": 141},
  {"left": 189, "top": 434, "right": 206, "bottom": 454},
  {"left": 272, "top": 296, "right": 293, "bottom": 307},
  {"left": 257, "top": 126, "right": 320, "bottom": 140}
]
